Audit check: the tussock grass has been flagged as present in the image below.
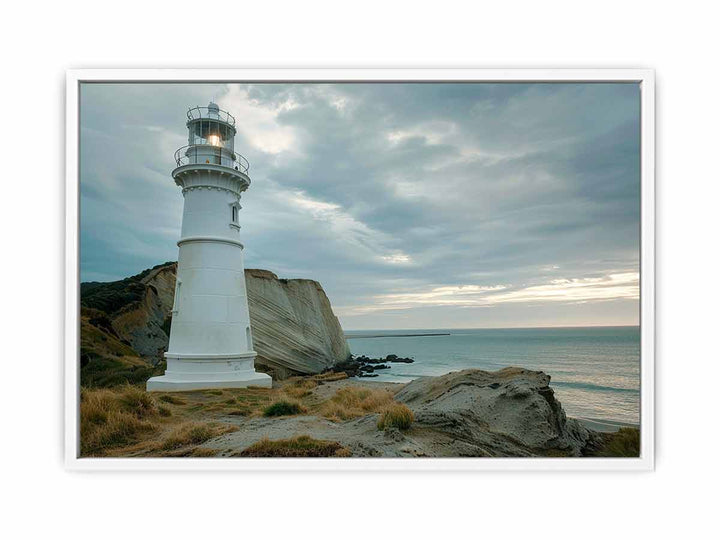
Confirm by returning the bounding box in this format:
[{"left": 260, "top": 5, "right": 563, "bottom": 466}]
[
  {"left": 239, "top": 435, "right": 351, "bottom": 457},
  {"left": 262, "top": 400, "right": 307, "bottom": 417},
  {"left": 377, "top": 403, "right": 414, "bottom": 431},
  {"left": 320, "top": 386, "right": 395, "bottom": 421},
  {"left": 117, "top": 385, "right": 157, "bottom": 418},
  {"left": 314, "top": 371, "right": 349, "bottom": 382},
  {"left": 158, "top": 394, "right": 186, "bottom": 405},
  {"left": 158, "top": 406, "right": 172, "bottom": 417},
  {"left": 159, "top": 422, "right": 236, "bottom": 451},
  {"left": 283, "top": 378, "right": 318, "bottom": 399},
  {"left": 80, "top": 386, "right": 159, "bottom": 455}
]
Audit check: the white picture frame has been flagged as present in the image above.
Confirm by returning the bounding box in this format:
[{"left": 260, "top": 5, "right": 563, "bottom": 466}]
[{"left": 65, "top": 68, "right": 655, "bottom": 471}]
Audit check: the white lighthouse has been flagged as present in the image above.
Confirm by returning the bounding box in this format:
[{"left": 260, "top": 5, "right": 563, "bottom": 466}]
[{"left": 147, "top": 103, "right": 272, "bottom": 391}]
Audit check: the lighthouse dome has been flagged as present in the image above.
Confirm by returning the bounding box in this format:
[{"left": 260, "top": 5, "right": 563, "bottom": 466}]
[{"left": 207, "top": 101, "right": 220, "bottom": 115}]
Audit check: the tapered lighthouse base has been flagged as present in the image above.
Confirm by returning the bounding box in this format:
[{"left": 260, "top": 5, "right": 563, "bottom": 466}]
[{"left": 146, "top": 352, "right": 272, "bottom": 392}]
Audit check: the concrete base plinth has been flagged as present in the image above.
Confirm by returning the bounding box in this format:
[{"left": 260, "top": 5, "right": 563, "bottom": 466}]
[
  {"left": 146, "top": 352, "right": 272, "bottom": 392},
  {"left": 146, "top": 371, "right": 272, "bottom": 391}
]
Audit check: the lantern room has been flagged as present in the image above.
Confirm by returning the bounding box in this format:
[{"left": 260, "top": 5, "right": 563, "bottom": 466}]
[
  {"left": 174, "top": 102, "right": 249, "bottom": 174},
  {"left": 187, "top": 102, "right": 236, "bottom": 150}
]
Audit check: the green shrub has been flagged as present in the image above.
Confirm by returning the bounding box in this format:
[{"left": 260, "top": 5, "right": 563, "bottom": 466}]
[{"left": 262, "top": 400, "right": 306, "bottom": 417}]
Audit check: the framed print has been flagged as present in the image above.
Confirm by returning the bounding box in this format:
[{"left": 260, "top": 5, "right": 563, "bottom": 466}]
[{"left": 65, "top": 69, "right": 654, "bottom": 471}]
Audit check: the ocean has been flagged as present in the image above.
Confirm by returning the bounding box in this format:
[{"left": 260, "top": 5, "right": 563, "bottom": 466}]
[{"left": 345, "top": 326, "right": 640, "bottom": 425}]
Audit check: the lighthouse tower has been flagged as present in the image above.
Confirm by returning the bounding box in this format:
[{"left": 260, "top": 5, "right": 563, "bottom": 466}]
[{"left": 147, "top": 103, "right": 272, "bottom": 391}]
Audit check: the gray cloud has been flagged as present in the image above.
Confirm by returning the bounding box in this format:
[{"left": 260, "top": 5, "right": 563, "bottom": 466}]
[{"left": 80, "top": 82, "right": 640, "bottom": 329}]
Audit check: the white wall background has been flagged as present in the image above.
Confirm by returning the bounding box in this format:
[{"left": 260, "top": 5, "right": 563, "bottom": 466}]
[{"left": 1, "top": 1, "right": 716, "bottom": 538}]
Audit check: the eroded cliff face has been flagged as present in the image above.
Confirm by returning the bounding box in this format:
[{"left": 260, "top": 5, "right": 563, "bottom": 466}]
[
  {"left": 82, "top": 263, "right": 350, "bottom": 378},
  {"left": 246, "top": 269, "right": 351, "bottom": 378}
]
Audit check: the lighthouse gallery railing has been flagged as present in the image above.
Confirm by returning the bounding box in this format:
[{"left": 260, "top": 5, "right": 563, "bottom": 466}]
[
  {"left": 186, "top": 106, "right": 236, "bottom": 126},
  {"left": 174, "top": 145, "right": 250, "bottom": 174}
]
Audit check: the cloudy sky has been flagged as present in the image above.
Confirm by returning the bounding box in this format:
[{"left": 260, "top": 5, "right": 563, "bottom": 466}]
[{"left": 80, "top": 82, "right": 640, "bottom": 330}]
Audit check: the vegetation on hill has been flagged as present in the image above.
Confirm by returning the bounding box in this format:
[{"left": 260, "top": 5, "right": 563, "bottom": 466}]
[
  {"left": 79, "top": 263, "right": 177, "bottom": 387},
  {"left": 80, "top": 307, "right": 157, "bottom": 387},
  {"left": 80, "top": 262, "right": 175, "bottom": 315},
  {"left": 590, "top": 427, "right": 641, "bottom": 457}
]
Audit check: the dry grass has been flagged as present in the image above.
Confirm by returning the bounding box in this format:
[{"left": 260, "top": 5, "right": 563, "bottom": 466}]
[
  {"left": 313, "top": 371, "right": 349, "bottom": 382},
  {"left": 81, "top": 377, "right": 403, "bottom": 457},
  {"left": 158, "top": 394, "right": 186, "bottom": 405},
  {"left": 158, "top": 422, "right": 237, "bottom": 451},
  {"left": 282, "top": 378, "right": 318, "bottom": 399},
  {"left": 239, "top": 435, "right": 351, "bottom": 457},
  {"left": 377, "top": 404, "right": 414, "bottom": 431},
  {"left": 81, "top": 385, "right": 242, "bottom": 456},
  {"left": 320, "top": 386, "right": 395, "bottom": 421},
  {"left": 80, "top": 385, "right": 159, "bottom": 455},
  {"left": 116, "top": 385, "right": 157, "bottom": 418}
]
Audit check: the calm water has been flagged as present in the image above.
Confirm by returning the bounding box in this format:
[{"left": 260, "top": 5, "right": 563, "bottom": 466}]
[{"left": 346, "top": 326, "right": 640, "bottom": 424}]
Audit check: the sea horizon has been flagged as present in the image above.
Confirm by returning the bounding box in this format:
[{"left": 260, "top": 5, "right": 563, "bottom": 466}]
[
  {"left": 345, "top": 324, "right": 639, "bottom": 333},
  {"left": 345, "top": 325, "right": 640, "bottom": 425}
]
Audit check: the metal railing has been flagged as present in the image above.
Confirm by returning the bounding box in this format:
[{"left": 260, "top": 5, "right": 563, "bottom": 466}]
[
  {"left": 174, "top": 145, "right": 250, "bottom": 174},
  {"left": 186, "top": 106, "right": 236, "bottom": 126}
]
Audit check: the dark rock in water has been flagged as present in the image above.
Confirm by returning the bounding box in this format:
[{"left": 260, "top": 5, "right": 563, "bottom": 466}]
[
  {"left": 335, "top": 352, "right": 412, "bottom": 378},
  {"left": 395, "top": 367, "right": 592, "bottom": 457}
]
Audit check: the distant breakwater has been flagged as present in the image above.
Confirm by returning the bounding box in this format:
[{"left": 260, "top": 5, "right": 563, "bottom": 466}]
[{"left": 345, "top": 333, "right": 451, "bottom": 339}]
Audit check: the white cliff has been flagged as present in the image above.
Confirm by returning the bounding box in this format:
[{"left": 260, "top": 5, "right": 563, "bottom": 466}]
[{"left": 245, "top": 269, "right": 351, "bottom": 378}]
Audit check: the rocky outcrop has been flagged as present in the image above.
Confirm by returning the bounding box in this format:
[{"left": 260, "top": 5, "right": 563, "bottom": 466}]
[
  {"left": 395, "top": 367, "right": 592, "bottom": 456},
  {"left": 81, "top": 263, "right": 350, "bottom": 378},
  {"left": 246, "top": 269, "right": 351, "bottom": 378}
]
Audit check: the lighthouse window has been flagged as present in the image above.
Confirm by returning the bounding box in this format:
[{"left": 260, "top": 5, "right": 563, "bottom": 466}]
[{"left": 232, "top": 205, "right": 238, "bottom": 223}]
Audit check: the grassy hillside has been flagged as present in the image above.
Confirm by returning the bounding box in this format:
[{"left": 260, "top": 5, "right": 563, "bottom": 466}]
[
  {"left": 81, "top": 261, "right": 175, "bottom": 315},
  {"left": 80, "top": 307, "right": 158, "bottom": 387},
  {"left": 80, "top": 263, "right": 176, "bottom": 387}
]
